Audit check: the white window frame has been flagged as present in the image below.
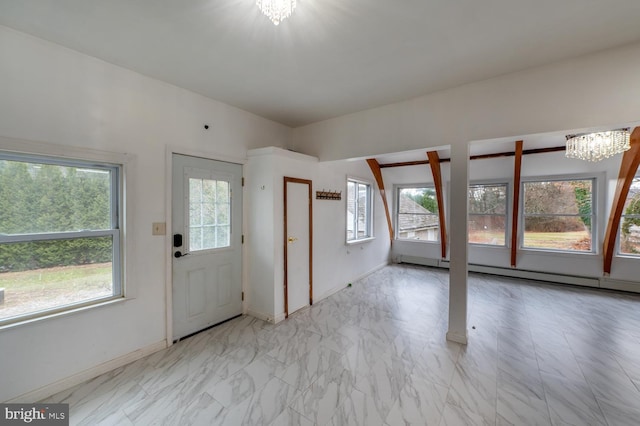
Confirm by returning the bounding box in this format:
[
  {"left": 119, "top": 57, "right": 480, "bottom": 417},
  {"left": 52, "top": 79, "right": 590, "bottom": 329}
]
[
  {"left": 520, "top": 173, "right": 600, "bottom": 254},
  {"left": 468, "top": 181, "right": 509, "bottom": 247},
  {"left": 346, "top": 177, "right": 374, "bottom": 243},
  {"left": 0, "top": 136, "right": 132, "bottom": 328},
  {"left": 394, "top": 183, "right": 440, "bottom": 243}
]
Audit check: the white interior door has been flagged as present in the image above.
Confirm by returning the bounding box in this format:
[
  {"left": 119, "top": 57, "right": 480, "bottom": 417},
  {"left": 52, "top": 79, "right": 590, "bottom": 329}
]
[
  {"left": 285, "top": 178, "right": 312, "bottom": 316},
  {"left": 172, "top": 154, "right": 242, "bottom": 341}
]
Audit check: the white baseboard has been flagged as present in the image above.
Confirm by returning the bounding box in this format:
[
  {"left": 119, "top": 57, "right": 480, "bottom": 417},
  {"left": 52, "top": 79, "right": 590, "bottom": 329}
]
[
  {"left": 246, "top": 308, "right": 285, "bottom": 324},
  {"left": 350, "top": 261, "right": 389, "bottom": 283},
  {"left": 600, "top": 278, "right": 640, "bottom": 293},
  {"left": 314, "top": 283, "right": 348, "bottom": 302},
  {"left": 397, "top": 256, "right": 440, "bottom": 267},
  {"left": 314, "top": 261, "right": 390, "bottom": 302},
  {"left": 8, "top": 340, "right": 167, "bottom": 403},
  {"left": 399, "top": 256, "right": 606, "bottom": 289}
]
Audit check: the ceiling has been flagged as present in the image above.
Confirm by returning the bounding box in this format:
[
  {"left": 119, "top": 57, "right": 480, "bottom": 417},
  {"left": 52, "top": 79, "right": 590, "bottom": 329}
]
[{"left": 2, "top": 1, "right": 640, "bottom": 128}]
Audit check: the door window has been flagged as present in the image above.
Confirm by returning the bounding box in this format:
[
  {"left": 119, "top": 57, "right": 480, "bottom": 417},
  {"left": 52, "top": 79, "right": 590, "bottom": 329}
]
[{"left": 188, "top": 177, "right": 231, "bottom": 251}]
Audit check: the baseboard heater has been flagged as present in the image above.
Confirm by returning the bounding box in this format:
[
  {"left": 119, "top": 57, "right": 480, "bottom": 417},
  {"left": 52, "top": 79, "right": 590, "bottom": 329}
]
[{"left": 396, "top": 255, "right": 639, "bottom": 294}]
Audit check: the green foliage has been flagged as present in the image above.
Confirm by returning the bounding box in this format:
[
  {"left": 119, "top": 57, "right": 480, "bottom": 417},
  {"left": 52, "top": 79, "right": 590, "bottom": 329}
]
[
  {"left": 0, "top": 159, "right": 113, "bottom": 272},
  {"left": 572, "top": 182, "right": 592, "bottom": 231},
  {"left": 622, "top": 194, "right": 640, "bottom": 236},
  {"left": 524, "top": 180, "right": 590, "bottom": 232},
  {"left": 408, "top": 188, "right": 438, "bottom": 213}
]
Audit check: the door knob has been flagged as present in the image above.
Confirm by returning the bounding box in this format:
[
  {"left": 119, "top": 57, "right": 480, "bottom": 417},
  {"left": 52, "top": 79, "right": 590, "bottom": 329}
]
[{"left": 288, "top": 237, "right": 298, "bottom": 243}]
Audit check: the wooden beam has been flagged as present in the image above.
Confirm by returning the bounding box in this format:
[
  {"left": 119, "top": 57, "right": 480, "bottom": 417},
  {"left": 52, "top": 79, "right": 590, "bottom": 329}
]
[
  {"left": 510, "top": 141, "right": 523, "bottom": 267},
  {"left": 377, "top": 145, "right": 565, "bottom": 168},
  {"left": 427, "top": 151, "right": 448, "bottom": 258},
  {"left": 470, "top": 146, "right": 565, "bottom": 161},
  {"left": 366, "top": 158, "right": 394, "bottom": 242},
  {"left": 379, "top": 159, "right": 431, "bottom": 168},
  {"left": 603, "top": 127, "right": 640, "bottom": 274}
]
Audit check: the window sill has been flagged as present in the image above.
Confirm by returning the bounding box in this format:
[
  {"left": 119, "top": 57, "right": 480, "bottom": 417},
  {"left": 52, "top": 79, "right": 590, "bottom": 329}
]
[
  {"left": 346, "top": 237, "right": 375, "bottom": 245},
  {"left": 614, "top": 253, "right": 640, "bottom": 260},
  {"left": 519, "top": 248, "right": 598, "bottom": 258},
  {"left": 0, "top": 296, "right": 128, "bottom": 332},
  {"left": 394, "top": 239, "right": 439, "bottom": 244}
]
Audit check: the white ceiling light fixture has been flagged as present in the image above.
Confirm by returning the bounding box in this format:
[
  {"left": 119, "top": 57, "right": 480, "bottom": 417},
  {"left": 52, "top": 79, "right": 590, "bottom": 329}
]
[
  {"left": 565, "top": 128, "right": 630, "bottom": 162},
  {"left": 256, "top": 0, "right": 296, "bottom": 25}
]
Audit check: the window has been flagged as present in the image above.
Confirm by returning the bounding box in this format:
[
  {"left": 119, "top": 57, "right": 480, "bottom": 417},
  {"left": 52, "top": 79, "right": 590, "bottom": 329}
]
[
  {"left": 188, "top": 177, "right": 230, "bottom": 251},
  {"left": 347, "top": 179, "right": 372, "bottom": 241},
  {"left": 0, "top": 153, "right": 122, "bottom": 325},
  {"left": 522, "top": 178, "right": 594, "bottom": 252},
  {"left": 620, "top": 175, "right": 640, "bottom": 256},
  {"left": 468, "top": 183, "right": 508, "bottom": 245},
  {"left": 396, "top": 186, "right": 439, "bottom": 241}
]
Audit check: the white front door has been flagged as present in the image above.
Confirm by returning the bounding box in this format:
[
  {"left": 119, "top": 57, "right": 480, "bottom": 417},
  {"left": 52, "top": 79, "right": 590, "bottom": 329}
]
[
  {"left": 284, "top": 177, "right": 312, "bottom": 316},
  {"left": 172, "top": 154, "right": 242, "bottom": 341}
]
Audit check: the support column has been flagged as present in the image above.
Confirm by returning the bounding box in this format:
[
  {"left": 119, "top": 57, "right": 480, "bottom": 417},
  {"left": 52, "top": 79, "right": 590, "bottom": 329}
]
[
  {"left": 427, "top": 151, "right": 447, "bottom": 259},
  {"left": 447, "top": 142, "right": 469, "bottom": 345}
]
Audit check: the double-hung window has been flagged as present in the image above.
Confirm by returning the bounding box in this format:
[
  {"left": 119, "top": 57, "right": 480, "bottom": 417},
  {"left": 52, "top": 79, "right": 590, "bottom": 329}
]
[
  {"left": 522, "top": 178, "right": 595, "bottom": 252},
  {"left": 620, "top": 175, "right": 640, "bottom": 256},
  {"left": 396, "top": 185, "right": 439, "bottom": 241},
  {"left": 347, "top": 178, "right": 373, "bottom": 242},
  {"left": 468, "top": 183, "right": 508, "bottom": 246},
  {"left": 0, "top": 152, "right": 122, "bottom": 325}
]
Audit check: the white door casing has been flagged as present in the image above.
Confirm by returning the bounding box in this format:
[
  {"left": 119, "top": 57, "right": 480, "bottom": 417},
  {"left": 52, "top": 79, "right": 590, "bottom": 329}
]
[
  {"left": 172, "top": 154, "right": 242, "bottom": 341},
  {"left": 284, "top": 177, "right": 312, "bottom": 317}
]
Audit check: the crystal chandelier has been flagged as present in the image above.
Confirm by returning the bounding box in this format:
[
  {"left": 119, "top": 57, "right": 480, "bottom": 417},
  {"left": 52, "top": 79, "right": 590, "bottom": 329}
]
[
  {"left": 565, "top": 128, "right": 631, "bottom": 162},
  {"left": 256, "top": 0, "right": 296, "bottom": 25}
]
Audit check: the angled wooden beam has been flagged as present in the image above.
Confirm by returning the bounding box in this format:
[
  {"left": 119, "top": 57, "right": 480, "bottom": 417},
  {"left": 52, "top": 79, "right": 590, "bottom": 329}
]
[
  {"left": 366, "top": 158, "right": 394, "bottom": 242},
  {"left": 603, "top": 127, "right": 640, "bottom": 274},
  {"left": 427, "top": 151, "right": 448, "bottom": 258},
  {"left": 511, "top": 141, "right": 523, "bottom": 267}
]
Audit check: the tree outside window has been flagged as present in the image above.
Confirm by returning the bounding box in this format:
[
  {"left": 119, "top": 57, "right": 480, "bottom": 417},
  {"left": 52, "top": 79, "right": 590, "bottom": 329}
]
[
  {"left": 522, "top": 179, "right": 594, "bottom": 252},
  {"left": 620, "top": 176, "right": 640, "bottom": 255},
  {"left": 396, "top": 187, "right": 439, "bottom": 241},
  {"left": 468, "top": 183, "right": 507, "bottom": 246},
  {"left": 0, "top": 154, "right": 121, "bottom": 324}
]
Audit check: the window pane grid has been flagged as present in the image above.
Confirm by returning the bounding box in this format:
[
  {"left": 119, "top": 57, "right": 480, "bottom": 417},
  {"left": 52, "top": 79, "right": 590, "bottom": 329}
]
[
  {"left": 0, "top": 153, "right": 121, "bottom": 325},
  {"left": 619, "top": 176, "right": 640, "bottom": 255},
  {"left": 188, "top": 177, "right": 230, "bottom": 251},
  {"left": 347, "top": 180, "right": 371, "bottom": 241},
  {"left": 468, "top": 183, "right": 507, "bottom": 246},
  {"left": 522, "top": 179, "right": 594, "bottom": 252},
  {"left": 397, "top": 186, "right": 439, "bottom": 241}
]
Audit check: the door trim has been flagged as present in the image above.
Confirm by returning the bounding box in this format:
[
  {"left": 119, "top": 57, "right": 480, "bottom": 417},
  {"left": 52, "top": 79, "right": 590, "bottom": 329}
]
[
  {"left": 165, "top": 146, "right": 246, "bottom": 348},
  {"left": 283, "top": 176, "right": 313, "bottom": 318}
]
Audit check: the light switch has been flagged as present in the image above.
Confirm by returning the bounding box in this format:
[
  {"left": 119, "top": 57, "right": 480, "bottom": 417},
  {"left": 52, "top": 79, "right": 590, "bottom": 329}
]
[{"left": 152, "top": 222, "right": 166, "bottom": 235}]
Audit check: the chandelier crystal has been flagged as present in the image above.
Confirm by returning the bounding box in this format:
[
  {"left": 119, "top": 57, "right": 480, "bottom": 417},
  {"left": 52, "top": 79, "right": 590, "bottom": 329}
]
[
  {"left": 256, "top": 0, "right": 296, "bottom": 25},
  {"left": 565, "top": 128, "right": 630, "bottom": 162}
]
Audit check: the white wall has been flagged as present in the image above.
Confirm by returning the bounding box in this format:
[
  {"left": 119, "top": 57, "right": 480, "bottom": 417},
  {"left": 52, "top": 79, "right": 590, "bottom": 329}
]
[
  {"left": 246, "top": 148, "right": 389, "bottom": 322},
  {"left": 313, "top": 160, "right": 390, "bottom": 300},
  {"left": 292, "top": 42, "right": 640, "bottom": 161},
  {"left": 0, "top": 26, "right": 289, "bottom": 402}
]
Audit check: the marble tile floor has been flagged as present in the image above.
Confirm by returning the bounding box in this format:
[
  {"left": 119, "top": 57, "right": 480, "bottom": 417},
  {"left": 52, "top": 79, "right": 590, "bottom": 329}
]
[{"left": 43, "top": 264, "right": 640, "bottom": 425}]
